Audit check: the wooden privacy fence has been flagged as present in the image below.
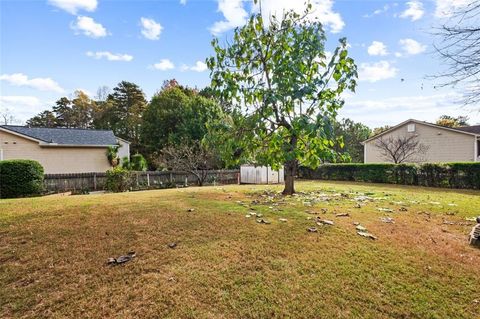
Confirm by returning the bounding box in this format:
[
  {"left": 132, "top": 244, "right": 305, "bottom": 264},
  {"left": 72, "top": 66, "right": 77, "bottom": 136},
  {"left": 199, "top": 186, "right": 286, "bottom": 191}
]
[{"left": 44, "top": 170, "right": 240, "bottom": 193}]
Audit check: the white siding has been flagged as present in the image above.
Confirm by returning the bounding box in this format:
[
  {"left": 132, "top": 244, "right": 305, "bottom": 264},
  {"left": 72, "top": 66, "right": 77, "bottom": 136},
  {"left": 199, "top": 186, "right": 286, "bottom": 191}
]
[
  {"left": 240, "top": 165, "right": 284, "bottom": 184},
  {"left": 117, "top": 138, "right": 130, "bottom": 163},
  {"left": 365, "top": 121, "right": 476, "bottom": 163}
]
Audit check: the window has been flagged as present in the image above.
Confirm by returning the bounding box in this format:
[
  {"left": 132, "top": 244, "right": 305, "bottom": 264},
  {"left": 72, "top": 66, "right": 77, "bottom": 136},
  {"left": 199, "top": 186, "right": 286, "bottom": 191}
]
[{"left": 407, "top": 124, "right": 415, "bottom": 132}]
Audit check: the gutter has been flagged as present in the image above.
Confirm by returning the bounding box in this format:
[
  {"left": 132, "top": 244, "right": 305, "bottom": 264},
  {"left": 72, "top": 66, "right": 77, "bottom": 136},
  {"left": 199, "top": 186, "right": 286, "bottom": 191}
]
[{"left": 39, "top": 143, "right": 116, "bottom": 148}]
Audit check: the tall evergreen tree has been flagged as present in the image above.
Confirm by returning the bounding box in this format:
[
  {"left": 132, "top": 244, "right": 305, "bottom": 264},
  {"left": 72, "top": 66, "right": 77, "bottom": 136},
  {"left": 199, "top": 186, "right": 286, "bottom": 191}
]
[{"left": 106, "top": 81, "right": 147, "bottom": 153}]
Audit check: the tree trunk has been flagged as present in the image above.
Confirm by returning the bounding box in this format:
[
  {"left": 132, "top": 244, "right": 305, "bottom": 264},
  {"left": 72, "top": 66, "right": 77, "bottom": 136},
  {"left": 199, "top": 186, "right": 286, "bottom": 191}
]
[{"left": 283, "top": 159, "right": 297, "bottom": 195}]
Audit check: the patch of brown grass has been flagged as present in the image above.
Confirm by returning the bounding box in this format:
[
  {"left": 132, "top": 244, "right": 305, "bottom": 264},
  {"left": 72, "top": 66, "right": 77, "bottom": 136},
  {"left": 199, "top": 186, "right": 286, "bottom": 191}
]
[{"left": 1, "top": 182, "right": 479, "bottom": 318}]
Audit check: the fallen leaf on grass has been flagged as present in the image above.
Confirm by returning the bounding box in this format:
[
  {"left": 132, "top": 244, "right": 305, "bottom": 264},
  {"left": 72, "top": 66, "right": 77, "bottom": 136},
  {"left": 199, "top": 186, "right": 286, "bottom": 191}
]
[
  {"left": 377, "top": 208, "right": 394, "bottom": 213},
  {"left": 317, "top": 219, "right": 334, "bottom": 225},
  {"left": 357, "top": 231, "right": 377, "bottom": 240},
  {"left": 380, "top": 217, "right": 395, "bottom": 223},
  {"left": 356, "top": 225, "right": 367, "bottom": 232}
]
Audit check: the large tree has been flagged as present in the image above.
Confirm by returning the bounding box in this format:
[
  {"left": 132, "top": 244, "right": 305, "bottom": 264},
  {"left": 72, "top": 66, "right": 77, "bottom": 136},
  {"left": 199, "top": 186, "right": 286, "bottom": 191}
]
[
  {"left": 141, "top": 82, "right": 222, "bottom": 162},
  {"left": 433, "top": 1, "right": 480, "bottom": 105},
  {"left": 28, "top": 90, "right": 97, "bottom": 129},
  {"left": 106, "top": 81, "right": 147, "bottom": 153},
  {"left": 333, "top": 118, "right": 371, "bottom": 163},
  {"left": 26, "top": 110, "right": 57, "bottom": 127},
  {"left": 207, "top": 3, "right": 357, "bottom": 194}
]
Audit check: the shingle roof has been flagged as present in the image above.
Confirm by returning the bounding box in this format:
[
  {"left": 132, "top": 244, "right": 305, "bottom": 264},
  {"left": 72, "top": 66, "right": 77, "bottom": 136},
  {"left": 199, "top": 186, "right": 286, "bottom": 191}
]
[
  {"left": 455, "top": 125, "right": 480, "bottom": 135},
  {"left": 0, "top": 125, "right": 118, "bottom": 146}
]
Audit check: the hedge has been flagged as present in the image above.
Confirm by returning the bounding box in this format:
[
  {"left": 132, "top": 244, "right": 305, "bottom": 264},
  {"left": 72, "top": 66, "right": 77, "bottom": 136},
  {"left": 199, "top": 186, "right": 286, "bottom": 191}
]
[
  {"left": 0, "top": 159, "right": 45, "bottom": 198},
  {"left": 299, "top": 162, "right": 480, "bottom": 189}
]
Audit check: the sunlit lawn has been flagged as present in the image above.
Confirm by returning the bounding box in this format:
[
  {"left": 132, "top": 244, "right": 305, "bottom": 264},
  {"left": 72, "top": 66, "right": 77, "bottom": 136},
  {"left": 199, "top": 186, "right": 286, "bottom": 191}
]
[{"left": 1, "top": 180, "right": 479, "bottom": 318}]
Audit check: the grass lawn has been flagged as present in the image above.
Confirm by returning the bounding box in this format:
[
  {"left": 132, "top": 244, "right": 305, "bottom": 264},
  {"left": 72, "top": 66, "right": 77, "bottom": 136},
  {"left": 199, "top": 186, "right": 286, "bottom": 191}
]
[{"left": 1, "top": 180, "right": 479, "bottom": 318}]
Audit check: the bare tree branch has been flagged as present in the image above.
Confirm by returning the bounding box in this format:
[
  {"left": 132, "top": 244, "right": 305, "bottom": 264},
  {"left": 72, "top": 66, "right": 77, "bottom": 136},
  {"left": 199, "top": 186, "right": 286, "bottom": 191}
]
[
  {"left": 432, "top": 1, "right": 480, "bottom": 106},
  {"left": 375, "top": 136, "right": 429, "bottom": 164},
  {"left": 156, "top": 142, "right": 219, "bottom": 186}
]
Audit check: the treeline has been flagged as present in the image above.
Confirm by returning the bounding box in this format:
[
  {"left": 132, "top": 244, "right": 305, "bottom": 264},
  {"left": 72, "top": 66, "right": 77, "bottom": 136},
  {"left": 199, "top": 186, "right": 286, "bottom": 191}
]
[{"left": 27, "top": 79, "right": 374, "bottom": 167}]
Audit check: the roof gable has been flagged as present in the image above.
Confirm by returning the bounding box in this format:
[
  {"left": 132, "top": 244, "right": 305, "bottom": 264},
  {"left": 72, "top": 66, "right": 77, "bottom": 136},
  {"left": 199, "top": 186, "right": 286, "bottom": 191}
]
[
  {"left": 0, "top": 125, "right": 118, "bottom": 146},
  {"left": 362, "top": 119, "right": 479, "bottom": 144}
]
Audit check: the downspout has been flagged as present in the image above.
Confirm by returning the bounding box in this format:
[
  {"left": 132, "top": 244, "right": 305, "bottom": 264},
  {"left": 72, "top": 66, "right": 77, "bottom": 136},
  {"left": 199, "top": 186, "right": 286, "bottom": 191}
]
[
  {"left": 475, "top": 136, "right": 479, "bottom": 162},
  {"left": 363, "top": 142, "right": 367, "bottom": 163}
]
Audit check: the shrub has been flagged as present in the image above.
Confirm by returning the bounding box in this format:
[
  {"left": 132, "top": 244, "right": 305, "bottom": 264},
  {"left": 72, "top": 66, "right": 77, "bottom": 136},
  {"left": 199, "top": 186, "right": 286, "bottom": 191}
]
[
  {"left": 105, "top": 167, "right": 133, "bottom": 192},
  {"left": 299, "top": 162, "right": 480, "bottom": 189},
  {"left": 130, "top": 154, "right": 148, "bottom": 171},
  {"left": 121, "top": 154, "right": 147, "bottom": 171},
  {"left": 0, "top": 160, "right": 44, "bottom": 198}
]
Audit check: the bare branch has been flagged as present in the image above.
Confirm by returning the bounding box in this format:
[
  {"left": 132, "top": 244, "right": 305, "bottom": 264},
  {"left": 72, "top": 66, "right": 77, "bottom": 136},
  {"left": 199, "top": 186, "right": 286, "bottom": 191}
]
[{"left": 375, "top": 136, "right": 429, "bottom": 164}]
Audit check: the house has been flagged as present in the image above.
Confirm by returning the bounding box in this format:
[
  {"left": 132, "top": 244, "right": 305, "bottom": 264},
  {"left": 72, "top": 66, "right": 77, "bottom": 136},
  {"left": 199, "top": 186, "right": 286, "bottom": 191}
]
[
  {"left": 0, "top": 125, "right": 130, "bottom": 174},
  {"left": 362, "top": 119, "right": 480, "bottom": 163}
]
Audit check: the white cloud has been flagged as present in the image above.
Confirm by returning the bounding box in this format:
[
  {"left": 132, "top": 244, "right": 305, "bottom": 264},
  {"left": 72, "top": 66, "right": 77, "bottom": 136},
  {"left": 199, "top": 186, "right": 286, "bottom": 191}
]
[
  {"left": 180, "top": 0, "right": 187, "bottom": 5},
  {"left": 181, "top": 61, "right": 208, "bottom": 72},
  {"left": 71, "top": 16, "right": 108, "bottom": 38},
  {"left": 152, "top": 59, "right": 175, "bottom": 71},
  {"left": 0, "top": 96, "right": 45, "bottom": 123},
  {"left": 340, "top": 91, "right": 480, "bottom": 127},
  {"left": 434, "top": 0, "right": 471, "bottom": 18},
  {"left": 48, "top": 0, "right": 97, "bottom": 15},
  {"left": 210, "top": 0, "right": 248, "bottom": 35},
  {"left": 363, "top": 4, "right": 391, "bottom": 18},
  {"left": 210, "top": 0, "right": 345, "bottom": 35},
  {"left": 256, "top": 0, "right": 345, "bottom": 34},
  {"left": 399, "top": 38, "right": 426, "bottom": 55},
  {"left": 86, "top": 51, "right": 133, "bottom": 61},
  {"left": 0, "top": 73, "right": 64, "bottom": 93},
  {"left": 359, "top": 61, "right": 398, "bottom": 82},
  {"left": 140, "top": 17, "right": 162, "bottom": 40},
  {"left": 400, "top": 1, "right": 424, "bottom": 21},
  {"left": 367, "top": 41, "right": 388, "bottom": 56}
]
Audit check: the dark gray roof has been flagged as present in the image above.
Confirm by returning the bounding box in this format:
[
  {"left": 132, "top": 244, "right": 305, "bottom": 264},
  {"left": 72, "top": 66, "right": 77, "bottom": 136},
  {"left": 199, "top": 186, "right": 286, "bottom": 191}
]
[
  {"left": 455, "top": 125, "right": 480, "bottom": 135},
  {"left": 0, "top": 125, "right": 118, "bottom": 146}
]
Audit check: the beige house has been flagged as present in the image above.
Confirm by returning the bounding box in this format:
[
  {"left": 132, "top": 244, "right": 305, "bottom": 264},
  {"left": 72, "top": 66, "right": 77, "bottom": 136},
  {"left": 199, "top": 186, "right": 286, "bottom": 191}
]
[
  {"left": 0, "top": 125, "right": 130, "bottom": 174},
  {"left": 362, "top": 119, "right": 480, "bottom": 163}
]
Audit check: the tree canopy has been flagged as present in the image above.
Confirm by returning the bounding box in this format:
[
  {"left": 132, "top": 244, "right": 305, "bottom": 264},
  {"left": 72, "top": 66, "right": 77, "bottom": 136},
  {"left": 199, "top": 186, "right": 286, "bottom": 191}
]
[
  {"left": 141, "top": 83, "right": 222, "bottom": 165},
  {"left": 435, "top": 115, "right": 469, "bottom": 128},
  {"left": 207, "top": 4, "right": 357, "bottom": 194}
]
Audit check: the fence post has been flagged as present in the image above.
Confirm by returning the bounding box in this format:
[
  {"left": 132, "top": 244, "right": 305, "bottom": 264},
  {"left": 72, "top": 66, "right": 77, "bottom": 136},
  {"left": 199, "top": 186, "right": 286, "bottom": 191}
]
[
  {"left": 147, "top": 173, "right": 150, "bottom": 187},
  {"left": 170, "top": 172, "right": 173, "bottom": 184},
  {"left": 93, "top": 173, "right": 97, "bottom": 191}
]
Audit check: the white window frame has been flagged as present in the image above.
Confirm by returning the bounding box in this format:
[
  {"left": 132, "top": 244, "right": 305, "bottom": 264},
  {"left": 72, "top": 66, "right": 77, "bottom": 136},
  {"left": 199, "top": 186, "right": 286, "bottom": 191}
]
[{"left": 407, "top": 124, "right": 415, "bottom": 133}]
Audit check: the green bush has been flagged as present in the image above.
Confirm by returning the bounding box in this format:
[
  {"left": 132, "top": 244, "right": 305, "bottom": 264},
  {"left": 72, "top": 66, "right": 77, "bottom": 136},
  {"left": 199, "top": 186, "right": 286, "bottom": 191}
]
[
  {"left": 105, "top": 167, "right": 133, "bottom": 192},
  {"left": 130, "top": 154, "right": 148, "bottom": 171},
  {"left": 0, "top": 160, "right": 44, "bottom": 198},
  {"left": 121, "top": 154, "right": 148, "bottom": 171},
  {"left": 299, "top": 162, "right": 480, "bottom": 189}
]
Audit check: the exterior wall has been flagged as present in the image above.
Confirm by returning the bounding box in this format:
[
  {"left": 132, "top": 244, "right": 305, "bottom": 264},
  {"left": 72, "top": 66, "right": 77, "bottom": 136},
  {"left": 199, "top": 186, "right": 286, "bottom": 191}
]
[
  {"left": 117, "top": 138, "right": 130, "bottom": 164},
  {"left": 0, "top": 130, "right": 112, "bottom": 174},
  {"left": 365, "top": 121, "right": 476, "bottom": 163},
  {"left": 240, "top": 165, "right": 284, "bottom": 184}
]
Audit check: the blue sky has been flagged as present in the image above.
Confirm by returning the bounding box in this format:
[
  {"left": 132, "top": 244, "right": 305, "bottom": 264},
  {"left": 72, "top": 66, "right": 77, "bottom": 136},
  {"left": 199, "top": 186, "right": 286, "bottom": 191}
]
[{"left": 0, "top": 0, "right": 478, "bottom": 127}]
